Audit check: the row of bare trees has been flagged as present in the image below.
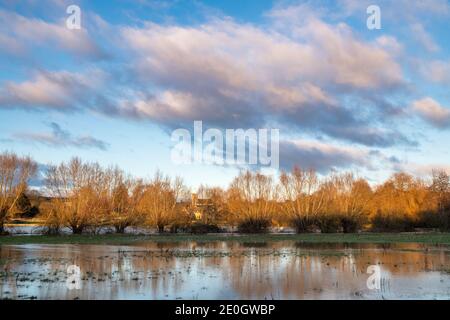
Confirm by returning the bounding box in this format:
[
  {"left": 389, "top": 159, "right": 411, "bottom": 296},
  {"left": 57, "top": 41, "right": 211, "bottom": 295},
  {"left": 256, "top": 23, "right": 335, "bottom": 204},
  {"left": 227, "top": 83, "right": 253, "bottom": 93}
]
[
  {"left": 43, "top": 158, "right": 189, "bottom": 234},
  {"left": 1, "top": 151, "right": 449, "bottom": 234},
  {"left": 196, "top": 168, "right": 450, "bottom": 233}
]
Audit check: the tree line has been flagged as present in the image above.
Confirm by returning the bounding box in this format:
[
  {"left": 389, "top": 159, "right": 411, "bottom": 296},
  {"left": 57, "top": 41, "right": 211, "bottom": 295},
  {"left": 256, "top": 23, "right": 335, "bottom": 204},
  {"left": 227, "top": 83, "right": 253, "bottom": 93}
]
[{"left": 1, "top": 151, "right": 449, "bottom": 235}]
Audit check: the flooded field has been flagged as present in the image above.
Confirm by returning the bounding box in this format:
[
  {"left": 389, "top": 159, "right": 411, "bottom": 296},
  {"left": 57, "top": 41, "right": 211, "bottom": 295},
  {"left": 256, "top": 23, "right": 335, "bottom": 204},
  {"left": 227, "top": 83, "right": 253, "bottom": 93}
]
[{"left": 0, "top": 241, "right": 449, "bottom": 300}]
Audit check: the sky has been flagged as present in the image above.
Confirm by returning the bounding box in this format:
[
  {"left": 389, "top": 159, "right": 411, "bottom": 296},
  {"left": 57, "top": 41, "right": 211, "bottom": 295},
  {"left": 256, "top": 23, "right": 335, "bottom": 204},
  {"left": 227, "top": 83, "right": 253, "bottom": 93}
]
[{"left": 1, "top": 0, "right": 450, "bottom": 190}]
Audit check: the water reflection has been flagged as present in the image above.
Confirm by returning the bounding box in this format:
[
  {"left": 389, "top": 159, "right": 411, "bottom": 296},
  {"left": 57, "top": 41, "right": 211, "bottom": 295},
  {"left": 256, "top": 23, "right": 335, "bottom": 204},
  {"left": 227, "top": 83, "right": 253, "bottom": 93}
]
[{"left": 0, "top": 242, "right": 449, "bottom": 300}]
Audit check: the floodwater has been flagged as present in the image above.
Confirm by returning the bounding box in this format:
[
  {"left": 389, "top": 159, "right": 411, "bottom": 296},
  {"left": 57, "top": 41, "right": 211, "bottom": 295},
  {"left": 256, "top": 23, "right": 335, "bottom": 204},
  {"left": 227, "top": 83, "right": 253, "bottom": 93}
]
[{"left": 0, "top": 241, "right": 449, "bottom": 300}]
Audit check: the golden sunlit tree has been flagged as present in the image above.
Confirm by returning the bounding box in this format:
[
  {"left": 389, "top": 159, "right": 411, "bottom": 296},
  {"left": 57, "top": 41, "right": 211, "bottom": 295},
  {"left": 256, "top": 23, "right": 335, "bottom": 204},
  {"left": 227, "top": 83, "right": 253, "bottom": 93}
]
[
  {"left": 279, "top": 167, "right": 324, "bottom": 233},
  {"left": 370, "top": 172, "right": 428, "bottom": 231},
  {"left": 45, "top": 158, "right": 108, "bottom": 234},
  {"left": 0, "top": 152, "right": 37, "bottom": 234},
  {"left": 322, "top": 173, "right": 372, "bottom": 233},
  {"left": 104, "top": 167, "right": 146, "bottom": 233},
  {"left": 227, "top": 171, "right": 277, "bottom": 233},
  {"left": 138, "top": 171, "right": 187, "bottom": 233}
]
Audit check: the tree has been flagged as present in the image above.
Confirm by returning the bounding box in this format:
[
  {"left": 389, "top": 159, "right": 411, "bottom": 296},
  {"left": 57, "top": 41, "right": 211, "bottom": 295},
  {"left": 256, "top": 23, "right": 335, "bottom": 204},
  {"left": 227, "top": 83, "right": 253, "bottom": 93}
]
[
  {"left": 430, "top": 169, "right": 450, "bottom": 212},
  {"left": 138, "top": 171, "right": 187, "bottom": 233},
  {"left": 227, "top": 171, "right": 277, "bottom": 233},
  {"left": 106, "top": 167, "right": 145, "bottom": 233},
  {"left": 0, "top": 152, "right": 37, "bottom": 233},
  {"left": 279, "top": 167, "right": 324, "bottom": 232},
  {"left": 45, "top": 158, "right": 108, "bottom": 234},
  {"left": 370, "top": 172, "right": 427, "bottom": 231},
  {"left": 324, "top": 173, "right": 372, "bottom": 233},
  {"left": 13, "top": 192, "right": 39, "bottom": 218}
]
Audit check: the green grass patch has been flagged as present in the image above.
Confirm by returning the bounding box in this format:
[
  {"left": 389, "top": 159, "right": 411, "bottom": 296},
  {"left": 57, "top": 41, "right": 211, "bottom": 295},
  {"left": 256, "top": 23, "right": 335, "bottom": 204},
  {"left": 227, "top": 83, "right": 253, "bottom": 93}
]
[{"left": 1, "top": 232, "right": 450, "bottom": 245}]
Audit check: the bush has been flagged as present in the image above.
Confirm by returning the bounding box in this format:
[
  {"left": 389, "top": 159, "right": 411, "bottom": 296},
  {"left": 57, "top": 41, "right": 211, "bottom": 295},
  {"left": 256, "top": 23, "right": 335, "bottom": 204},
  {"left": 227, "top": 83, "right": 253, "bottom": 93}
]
[
  {"left": 189, "top": 222, "right": 222, "bottom": 234},
  {"left": 341, "top": 217, "right": 362, "bottom": 233},
  {"left": 237, "top": 218, "right": 271, "bottom": 233},
  {"left": 371, "top": 213, "right": 416, "bottom": 232},
  {"left": 416, "top": 211, "right": 443, "bottom": 229},
  {"left": 290, "top": 216, "right": 317, "bottom": 233},
  {"left": 317, "top": 215, "right": 341, "bottom": 233}
]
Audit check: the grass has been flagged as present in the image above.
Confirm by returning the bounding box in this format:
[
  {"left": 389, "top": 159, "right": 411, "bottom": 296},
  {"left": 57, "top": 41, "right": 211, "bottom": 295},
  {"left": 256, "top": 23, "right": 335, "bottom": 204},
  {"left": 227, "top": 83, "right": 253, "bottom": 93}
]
[{"left": 0, "top": 232, "right": 450, "bottom": 245}]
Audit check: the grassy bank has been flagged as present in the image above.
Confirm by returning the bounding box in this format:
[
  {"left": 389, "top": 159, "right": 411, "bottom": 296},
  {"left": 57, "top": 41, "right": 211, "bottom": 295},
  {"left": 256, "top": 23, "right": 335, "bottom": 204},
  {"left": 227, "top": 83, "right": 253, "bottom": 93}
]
[{"left": 1, "top": 232, "right": 450, "bottom": 245}]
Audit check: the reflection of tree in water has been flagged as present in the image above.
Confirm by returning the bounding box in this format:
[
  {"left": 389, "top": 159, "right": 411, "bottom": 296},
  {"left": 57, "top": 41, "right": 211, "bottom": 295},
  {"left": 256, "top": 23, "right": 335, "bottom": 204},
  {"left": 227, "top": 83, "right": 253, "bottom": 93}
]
[
  {"left": 222, "top": 244, "right": 450, "bottom": 299},
  {"left": 0, "top": 243, "right": 449, "bottom": 299}
]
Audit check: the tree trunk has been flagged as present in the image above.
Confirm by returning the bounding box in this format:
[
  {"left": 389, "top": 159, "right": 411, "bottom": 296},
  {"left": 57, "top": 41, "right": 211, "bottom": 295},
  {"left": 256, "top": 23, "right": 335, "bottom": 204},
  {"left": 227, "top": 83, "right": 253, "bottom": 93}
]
[
  {"left": 115, "top": 225, "right": 126, "bottom": 234},
  {"left": 0, "top": 209, "right": 7, "bottom": 234},
  {"left": 157, "top": 224, "right": 164, "bottom": 233}
]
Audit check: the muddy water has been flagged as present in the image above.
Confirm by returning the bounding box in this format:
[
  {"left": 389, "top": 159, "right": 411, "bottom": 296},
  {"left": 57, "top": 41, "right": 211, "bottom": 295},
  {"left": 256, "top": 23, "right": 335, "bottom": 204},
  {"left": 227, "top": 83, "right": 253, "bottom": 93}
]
[{"left": 0, "top": 242, "right": 449, "bottom": 300}]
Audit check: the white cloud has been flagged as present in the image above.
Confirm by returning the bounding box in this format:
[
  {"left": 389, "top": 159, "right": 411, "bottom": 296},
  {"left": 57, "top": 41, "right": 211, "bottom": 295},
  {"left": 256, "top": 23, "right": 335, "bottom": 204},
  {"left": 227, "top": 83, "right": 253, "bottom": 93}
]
[
  {"left": 411, "top": 97, "right": 450, "bottom": 128},
  {"left": 420, "top": 60, "right": 450, "bottom": 84},
  {"left": 0, "top": 9, "right": 105, "bottom": 59},
  {"left": 0, "top": 69, "right": 106, "bottom": 110},
  {"left": 14, "top": 122, "right": 109, "bottom": 150},
  {"left": 279, "top": 139, "right": 371, "bottom": 172},
  {"left": 116, "top": 18, "right": 405, "bottom": 146}
]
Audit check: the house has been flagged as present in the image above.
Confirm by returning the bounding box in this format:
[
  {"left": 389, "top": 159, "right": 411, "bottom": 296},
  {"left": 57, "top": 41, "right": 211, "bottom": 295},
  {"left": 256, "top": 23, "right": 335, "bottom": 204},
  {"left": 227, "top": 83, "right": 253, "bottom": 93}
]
[{"left": 190, "top": 193, "right": 214, "bottom": 221}]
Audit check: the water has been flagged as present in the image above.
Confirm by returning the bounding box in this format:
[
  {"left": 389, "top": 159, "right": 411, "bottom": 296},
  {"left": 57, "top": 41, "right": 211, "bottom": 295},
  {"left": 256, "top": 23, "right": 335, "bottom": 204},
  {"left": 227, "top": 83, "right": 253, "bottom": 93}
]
[{"left": 0, "top": 242, "right": 449, "bottom": 300}]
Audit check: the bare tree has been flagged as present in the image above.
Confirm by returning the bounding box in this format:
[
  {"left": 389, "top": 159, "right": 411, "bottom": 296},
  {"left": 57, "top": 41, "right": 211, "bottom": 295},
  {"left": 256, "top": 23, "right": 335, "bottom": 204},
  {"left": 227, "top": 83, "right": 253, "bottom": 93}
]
[
  {"left": 105, "top": 167, "right": 145, "bottom": 233},
  {"left": 430, "top": 169, "right": 450, "bottom": 213},
  {"left": 138, "top": 171, "right": 187, "bottom": 233},
  {"left": 45, "top": 158, "right": 107, "bottom": 234},
  {"left": 323, "top": 173, "right": 372, "bottom": 233},
  {"left": 0, "top": 152, "right": 37, "bottom": 233},
  {"left": 279, "top": 167, "right": 324, "bottom": 232},
  {"left": 227, "top": 171, "right": 277, "bottom": 232}
]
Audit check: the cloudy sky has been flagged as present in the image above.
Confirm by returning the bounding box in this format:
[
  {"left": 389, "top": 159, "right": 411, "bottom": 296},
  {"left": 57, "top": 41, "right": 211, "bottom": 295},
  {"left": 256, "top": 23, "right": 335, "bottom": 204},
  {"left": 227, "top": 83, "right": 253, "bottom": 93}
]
[{"left": 1, "top": 0, "right": 450, "bottom": 188}]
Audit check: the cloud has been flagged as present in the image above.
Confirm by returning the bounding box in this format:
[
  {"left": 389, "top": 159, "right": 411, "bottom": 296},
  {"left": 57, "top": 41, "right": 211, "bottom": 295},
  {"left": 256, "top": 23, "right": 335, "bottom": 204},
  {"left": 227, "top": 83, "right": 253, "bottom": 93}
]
[
  {"left": 419, "top": 60, "right": 450, "bottom": 85},
  {"left": 279, "top": 139, "right": 371, "bottom": 173},
  {"left": 0, "top": 69, "right": 106, "bottom": 111},
  {"left": 13, "top": 122, "right": 109, "bottom": 150},
  {"left": 28, "top": 163, "right": 50, "bottom": 189},
  {"left": 336, "top": 0, "right": 450, "bottom": 20},
  {"left": 411, "top": 97, "right": 450, "bottom": 128},
  {"left": 393, "top": 162, "right": 450, "bottom": 178},
  {"left": 0, "top": 9, "right": 106, "bottom": 60},
  {"left": 410, "top": 23, "right": 439, "bottom": 53},
  {"left": 112, "top": 18, "right": 406, "bottom": 147},
  {"left": 0, "top": 33, "right": 26, "bottom": 56},
  {"left": 0, "top": 9, "right": 413, "bottom": 149}
]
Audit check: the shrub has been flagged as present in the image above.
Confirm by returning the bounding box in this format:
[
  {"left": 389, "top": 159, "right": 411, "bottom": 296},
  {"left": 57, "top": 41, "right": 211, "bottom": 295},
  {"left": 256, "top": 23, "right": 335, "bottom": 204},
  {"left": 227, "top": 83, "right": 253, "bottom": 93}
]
[
  {"left": 371, "top": 213, "right": 416, "bottom": 232},
  {"left": 43, "top": 207, "right": 62, "bottom": 235},
  {"left": 237, "top": 218, "right": 271, "bottom": 233},
  {"left": 340, "top": 217, "right": 359, "bottom": 233},
  {"left": 290, "top": 216, "right": 317, "bottom": 233},
  {"left": 416, "top": 210, "right": 442, "bottom": 229},
  {"left": 189, "top": 222, "right": 222, "bottom": 234},
  {"left": 317, "top": 215, "right": 341, "bottom": 233}
]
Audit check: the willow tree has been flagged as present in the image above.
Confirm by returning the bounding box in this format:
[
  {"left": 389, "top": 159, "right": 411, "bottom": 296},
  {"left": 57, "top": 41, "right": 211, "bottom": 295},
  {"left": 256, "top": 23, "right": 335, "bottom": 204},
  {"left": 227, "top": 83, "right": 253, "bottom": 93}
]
[
  {"left": 279, "top": 167, "right": 324, "bottom": 232},
  {"left": 105, "top": 167, "right": 146, "bottom": 233},
  {"left": 0, "top": 152, "right": 37, "bottom": 234},
  {"left": 322, "top": 173, "right": 372, "bottom": 233},
  {"left": 227, "top": 171, "right": 277, "bottom": 233},
  {"left": 138, "top": 171, "right": 186, "bottom": 233},
  {"left": 45, "top": 158, "right": 108, "bottom": 234}
]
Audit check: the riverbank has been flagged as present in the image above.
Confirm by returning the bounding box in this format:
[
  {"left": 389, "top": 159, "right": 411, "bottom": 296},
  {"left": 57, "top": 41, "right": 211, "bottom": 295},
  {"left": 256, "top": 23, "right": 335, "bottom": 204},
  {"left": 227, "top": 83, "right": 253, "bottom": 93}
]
[{"left": 1, "top": 232, "right": 450, "bottom": 245}]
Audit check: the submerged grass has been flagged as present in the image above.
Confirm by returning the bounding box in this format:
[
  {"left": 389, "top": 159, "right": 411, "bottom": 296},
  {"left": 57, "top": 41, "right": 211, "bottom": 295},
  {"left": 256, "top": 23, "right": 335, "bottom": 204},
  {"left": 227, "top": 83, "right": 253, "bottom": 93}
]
[{"left": 0, "top": 232, "right": 450, "bottom": 245}]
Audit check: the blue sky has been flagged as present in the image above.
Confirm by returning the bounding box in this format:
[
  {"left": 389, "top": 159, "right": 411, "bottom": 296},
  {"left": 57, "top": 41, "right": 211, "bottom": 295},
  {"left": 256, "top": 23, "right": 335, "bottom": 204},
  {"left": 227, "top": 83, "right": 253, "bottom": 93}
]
[{"left": 1, "top": 0, "right": 450, "bottom": 189}]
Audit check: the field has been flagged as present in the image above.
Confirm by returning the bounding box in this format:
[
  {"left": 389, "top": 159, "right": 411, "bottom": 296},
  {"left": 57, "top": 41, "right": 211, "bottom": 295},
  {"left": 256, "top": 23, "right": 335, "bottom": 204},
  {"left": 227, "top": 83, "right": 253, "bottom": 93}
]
[{"left": 1, "top": 232, "right": 450, "bottom": 245}]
